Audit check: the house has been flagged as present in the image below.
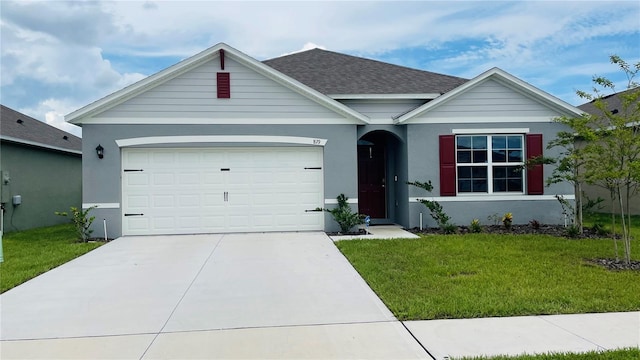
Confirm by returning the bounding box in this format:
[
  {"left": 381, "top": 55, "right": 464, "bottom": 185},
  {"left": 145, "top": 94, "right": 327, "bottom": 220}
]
[
  {"left": 0, "top": 105, "right": 82, "bottom": 232},
  {"left": 66, "top": 43, "right": 580, "bottom": 238},
  {"left": 578, "top": 88, "right": 640, "bottom": 215}
]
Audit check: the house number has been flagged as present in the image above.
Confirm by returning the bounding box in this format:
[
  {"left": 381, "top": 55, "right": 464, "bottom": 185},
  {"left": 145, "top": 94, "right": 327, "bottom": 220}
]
[{"left": 312, "top": 139, "right": 321, "bottom": 145}]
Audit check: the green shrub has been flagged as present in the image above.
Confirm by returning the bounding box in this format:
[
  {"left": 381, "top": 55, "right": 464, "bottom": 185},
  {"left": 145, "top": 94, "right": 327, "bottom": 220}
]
[
  {"left": 324, "top": 194, "right": 364, "bottom": 233},
  {"left": 55, "top": 206, "right": 96, "bottom": 242},
  {"left": 470, "top": 219, "right": 482, "bottom": 233},
  {"left": 565, "top": 225, "right": 581, "bottom": 238},
  {"left": 407, "top": 180, "right": 453, "bottom": 229}
]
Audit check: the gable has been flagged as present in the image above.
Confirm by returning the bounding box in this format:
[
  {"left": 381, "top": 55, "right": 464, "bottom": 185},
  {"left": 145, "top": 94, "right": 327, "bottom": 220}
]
[
  {"left": 94, "top": 57, "right": 349, "bottom": 124},
  {"left": 67, "top": 43, "right": 369, "bottom": 125},
  {"left": 405, "top": 79, "right": 560, "bottom": 123},
  {"left": 396, "top": 68, "right": 584, "bottom": 124}
]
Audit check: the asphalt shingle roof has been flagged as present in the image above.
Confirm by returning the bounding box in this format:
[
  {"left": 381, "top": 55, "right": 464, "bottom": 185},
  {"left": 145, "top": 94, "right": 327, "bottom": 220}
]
[
  {"left": 263, "top": 48, "right": 468, "bottom": 95},
  {"left": 1, "top": 105, "right": 82, "bottom": 152},
  {"left": 578, "top": 87, "right": 639, "bottom": 116}
]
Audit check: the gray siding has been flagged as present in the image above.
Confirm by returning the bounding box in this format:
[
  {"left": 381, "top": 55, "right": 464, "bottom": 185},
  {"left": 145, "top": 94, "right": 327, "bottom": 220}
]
[
  {"left": 419, "top": 79, "right": 559, "bottom": 119},
  {"left": 0, "top": 142, "right": 82, "bottom": 232},
  {"left": 406, "top": 122, "right": 574, "bottom": 227},
  {"left": 339, "top": 99, "right": 426, "bottom": 120},
  {"left": 98, "top": 58, "right": 344, "bottom": 120},
  {"left": 82, "top": 124, "right": 359, "bottom": 238}
]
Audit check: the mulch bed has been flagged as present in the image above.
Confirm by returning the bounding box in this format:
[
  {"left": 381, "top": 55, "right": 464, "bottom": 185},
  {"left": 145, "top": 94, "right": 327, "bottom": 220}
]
[{"left": 409, "top": 224, "right": 612, "bottom": 239}]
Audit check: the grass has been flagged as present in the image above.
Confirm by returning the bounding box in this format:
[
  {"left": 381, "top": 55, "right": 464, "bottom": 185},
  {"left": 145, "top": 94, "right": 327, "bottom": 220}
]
[
  {"left": 457, "top": 348, "right": 640, "bottom": 360},
  {"left": 0, "top": 224, "right": 104, "bottom": 293},
  {"left": 335, "top": 215, "right": 640, "bottom": 320}
]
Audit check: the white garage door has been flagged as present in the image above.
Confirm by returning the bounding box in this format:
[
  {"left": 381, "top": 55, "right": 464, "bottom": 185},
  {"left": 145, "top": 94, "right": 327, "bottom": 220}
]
[{"left": 122, "top": 147, "right": 324, "bottom": 235}]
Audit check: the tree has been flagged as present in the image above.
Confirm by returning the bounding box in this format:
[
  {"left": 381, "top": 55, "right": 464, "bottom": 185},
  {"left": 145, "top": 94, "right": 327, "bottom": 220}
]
[{"left": 560, "top": 56, "right": 639, "bottom": 264}]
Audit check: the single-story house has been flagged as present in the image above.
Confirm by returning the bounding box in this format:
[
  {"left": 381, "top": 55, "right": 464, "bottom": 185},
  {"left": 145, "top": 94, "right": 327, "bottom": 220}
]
[
  {"left": 1, "top": 105, "right": 82, "bottom": 232},
  {"left": 578, "top": 88, "right": 640, "bottom": 215},
  {"left": 66, "top": 43, "right": 580, "bottom": 238}
]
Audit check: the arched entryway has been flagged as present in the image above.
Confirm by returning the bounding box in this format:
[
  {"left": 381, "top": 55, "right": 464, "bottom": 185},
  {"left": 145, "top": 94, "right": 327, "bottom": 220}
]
[{"left": 357, "top": 130, "right": 406, "bottom": 225}]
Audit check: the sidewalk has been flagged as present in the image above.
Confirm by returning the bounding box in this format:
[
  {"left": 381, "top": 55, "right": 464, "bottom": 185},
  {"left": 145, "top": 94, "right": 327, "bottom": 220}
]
[{"left": 406, "top": 311, "right": 640, "bottom": 359}]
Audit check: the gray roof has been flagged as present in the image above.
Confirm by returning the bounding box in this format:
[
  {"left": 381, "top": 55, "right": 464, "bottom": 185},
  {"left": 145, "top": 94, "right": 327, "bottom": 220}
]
[
  {"left": 578, "top": 87, "right": 639, "bottom": 116},
  {"left": 263, "top": 48, "right": 468, "bottom": 95},
  {"left": 1, "top": 105, "right": 82, "bottom": 153}
]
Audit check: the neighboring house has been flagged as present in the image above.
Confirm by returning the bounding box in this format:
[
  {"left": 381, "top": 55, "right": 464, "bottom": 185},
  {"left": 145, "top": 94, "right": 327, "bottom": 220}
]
[
  {"left": 0, "top": 105, "right": 82, "bottom": 232},
  {"left": 66, "top": 43, "right": 580, "bottom": 238},
  {"left": 578, "top": 88, "right": 640, "bottom": 215}
]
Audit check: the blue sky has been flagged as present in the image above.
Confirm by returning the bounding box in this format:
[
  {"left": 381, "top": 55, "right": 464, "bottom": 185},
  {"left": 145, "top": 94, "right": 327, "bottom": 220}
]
[{"left": 1, "top": 0, "right": 639, "bottom": 137}]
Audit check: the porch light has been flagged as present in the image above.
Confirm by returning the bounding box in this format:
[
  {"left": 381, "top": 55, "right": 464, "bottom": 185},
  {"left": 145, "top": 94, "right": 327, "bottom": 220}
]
[{"left": 96, "top": 144, "right": 104, "bottom": 159}]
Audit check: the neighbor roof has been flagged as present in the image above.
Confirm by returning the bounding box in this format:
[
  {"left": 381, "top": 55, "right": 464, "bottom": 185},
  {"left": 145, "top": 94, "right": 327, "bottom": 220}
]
[
  {"left": 263, "top": 48, "right": 468, "bottom": 95},
  {"left": 578, "top": 87, "right": 639, "bottom": 115},
  {"left": 1, "top": 105, "right": 82, "bottom": 154}
]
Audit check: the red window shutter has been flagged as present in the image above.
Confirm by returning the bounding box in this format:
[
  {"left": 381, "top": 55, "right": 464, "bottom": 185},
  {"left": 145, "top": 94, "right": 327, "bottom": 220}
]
[
  {"left": 439, "top": 135, "right": 456, "bottom": 196},
  {"left": 526, "top": 134, "right": 544, "bottom": 195},
  {"left": 217, "top": 72, "right": 230, "bottom": 98}
]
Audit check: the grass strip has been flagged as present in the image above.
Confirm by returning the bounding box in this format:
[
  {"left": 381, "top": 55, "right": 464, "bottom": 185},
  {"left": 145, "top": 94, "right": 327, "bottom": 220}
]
[{"left": 0, "top": 224, "right": 104, "bottom": 293}]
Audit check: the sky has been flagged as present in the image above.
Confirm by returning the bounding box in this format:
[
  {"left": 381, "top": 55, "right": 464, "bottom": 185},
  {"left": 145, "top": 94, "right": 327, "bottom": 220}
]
[{"left": 1, "top": 1, "right": 639, "bottom": 137}]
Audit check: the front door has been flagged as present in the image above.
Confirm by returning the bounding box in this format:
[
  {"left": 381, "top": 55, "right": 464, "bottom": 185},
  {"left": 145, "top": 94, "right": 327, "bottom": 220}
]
[{"left": 358, "top": 143, "right": 386, "bottom": 218}]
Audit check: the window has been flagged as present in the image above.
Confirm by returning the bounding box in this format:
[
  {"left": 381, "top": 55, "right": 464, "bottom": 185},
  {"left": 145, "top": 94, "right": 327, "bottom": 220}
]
[{"left": 455, "top": 135, "right": 524, "bottom": 194}]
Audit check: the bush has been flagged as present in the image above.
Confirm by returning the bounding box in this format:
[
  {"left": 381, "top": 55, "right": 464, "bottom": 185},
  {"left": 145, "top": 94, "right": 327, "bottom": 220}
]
[
  {"left": 529, "top": 219, "right": 541, "bottom": 230},
  {"left": 470, "top": 219, "right": 482, "bottom": 233},
  {"left": 565, "top": 225, "right": 581, "bottom": 238},
  {"left": 55, "top": 206, "right": 96, "bottom": 242},
  {"left": 407, "top": 180, "right": 453, "bottom": 230},
  {"left": 324, "top": 194, "right": 364, "bottom": 233},
  {"left": 442, "top": 223, "right": 458, "bottom": 234}
]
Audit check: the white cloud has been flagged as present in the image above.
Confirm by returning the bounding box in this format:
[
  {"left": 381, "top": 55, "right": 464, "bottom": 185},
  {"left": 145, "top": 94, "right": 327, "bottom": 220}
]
[
  {"left": 1, "top": 0, "right": 638, "bottom": 130},
  {"left": 19, "top": 99, "right": 83, "bottom": 137}
]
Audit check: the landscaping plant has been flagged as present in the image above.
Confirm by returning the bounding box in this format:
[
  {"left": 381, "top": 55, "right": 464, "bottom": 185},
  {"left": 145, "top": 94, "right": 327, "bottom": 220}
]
[
  {"left": 470, "top": 219, "right": 483, "bottom": 233},
  {"left": 55, "top": 206, "right": 96, "bottom": 242},
  {"left": 323, "top": 194, "right": 364, "bottom": 233},
  {"left": 407, "top": 180, "right": 453, "bottom": 231}
]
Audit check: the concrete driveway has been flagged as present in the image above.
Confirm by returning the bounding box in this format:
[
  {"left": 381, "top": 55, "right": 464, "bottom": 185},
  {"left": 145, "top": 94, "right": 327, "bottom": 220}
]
[{"left": 1, "top": 232, "right": 427, "bottom": 359}]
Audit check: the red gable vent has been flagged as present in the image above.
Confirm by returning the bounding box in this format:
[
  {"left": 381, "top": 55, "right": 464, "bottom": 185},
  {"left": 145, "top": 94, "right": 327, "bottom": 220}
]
[{"left": 217, "top": 72, "right": 230, "bottom": 98}]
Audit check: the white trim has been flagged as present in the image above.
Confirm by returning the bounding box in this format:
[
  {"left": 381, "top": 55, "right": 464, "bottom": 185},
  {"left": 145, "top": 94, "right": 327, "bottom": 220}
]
[
  {"left": 395, "top": 67, "right": 584, "bottom": 124},
  {"left": 0, "top": 135, "right": 82, "bottom": 155},
  {"left": 325, "top": 198, "right": 358, "bottom": 205},
  {"left": 74, "top": 117, "right": 363, "bottom": 125},
  {"left": 83, "top": 203, "right": 120, "bottom": 209},
  {"left": 452, "top": 128, "right": 529, "bottom": 134},
  {"left": 402, "top": 117, "right": 555, "bottom": 124},
  {"left": 116, "top": 136, "right": 328, "bottom": 147},
  {"left": 410, "top": 195, "right": 575, "bottom": 202},
  {"left": 330, "top": 93, "right": 440, "bottom": 100}
]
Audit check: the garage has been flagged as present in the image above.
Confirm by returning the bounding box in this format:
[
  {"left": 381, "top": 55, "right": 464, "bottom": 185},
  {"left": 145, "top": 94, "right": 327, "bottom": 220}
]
[{"left": 122, "top": 147, "right": 324, "bottom": 235}]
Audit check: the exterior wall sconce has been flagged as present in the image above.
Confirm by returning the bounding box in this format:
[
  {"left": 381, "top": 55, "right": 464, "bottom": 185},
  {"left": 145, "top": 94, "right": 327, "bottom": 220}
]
[{"left": 96, "top": 144, "right": 104, "bottom": 159}]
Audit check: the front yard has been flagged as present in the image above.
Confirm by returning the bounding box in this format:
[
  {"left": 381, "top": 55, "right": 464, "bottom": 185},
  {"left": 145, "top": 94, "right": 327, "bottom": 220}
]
[
  {"left": 0, "top": 224, "right": 104, "bottom": 293},
  {"left": 335, "top": 215, "right": 640, "bottom": 321}
]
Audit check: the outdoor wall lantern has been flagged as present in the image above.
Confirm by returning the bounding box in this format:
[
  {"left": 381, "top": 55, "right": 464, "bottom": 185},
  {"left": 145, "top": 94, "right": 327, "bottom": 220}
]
[{"left": 96, "top": 144, "right": 104, "bottom": 159}]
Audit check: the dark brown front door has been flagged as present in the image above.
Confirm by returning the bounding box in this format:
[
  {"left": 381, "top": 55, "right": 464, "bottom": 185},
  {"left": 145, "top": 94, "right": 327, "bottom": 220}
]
[{"left": 358, "top": 144, "right": 386, "bottom": 218}]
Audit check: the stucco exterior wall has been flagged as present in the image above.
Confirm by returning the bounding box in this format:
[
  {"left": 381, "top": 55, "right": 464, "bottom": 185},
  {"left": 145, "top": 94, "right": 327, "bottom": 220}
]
[
  {"left": 0, "top": 142, "right": 82, "bottom": 232},
  {"left": 405, "top": 122, "right": 574, "bottom": 227},
  {"left": 82, "top": 124, "right": 359, "bottom": 238}
]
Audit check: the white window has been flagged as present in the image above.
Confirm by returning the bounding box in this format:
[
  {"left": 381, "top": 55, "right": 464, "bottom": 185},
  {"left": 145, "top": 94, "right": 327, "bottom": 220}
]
[{"left": 456, "top": 135, "right": 524, "bottom": 194}]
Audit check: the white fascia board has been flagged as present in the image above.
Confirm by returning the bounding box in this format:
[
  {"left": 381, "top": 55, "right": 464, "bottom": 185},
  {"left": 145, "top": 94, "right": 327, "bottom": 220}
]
[
  {"left": 75, "top": 117, "right": 364, "bottom": 125},
  {"left": 0, "top": 135, "right": 82, "bottom": 155},
  {"left": 395, "top": 67, "right": 585, "bottom": 124},
  {"left": 410, "top": 194, "right": 575, "bottom": 202},
  {"left": 402, "top": 117, "right": 555, "bottom": 124},
  {"left": 115, "top": 135, "right": 328, "bottom": 147},
  {"left": 67, "top": 43, "right": 370, "bottom": 125},
  {"left": 330, "top": 93, "right": 440, "bottom": 100}
]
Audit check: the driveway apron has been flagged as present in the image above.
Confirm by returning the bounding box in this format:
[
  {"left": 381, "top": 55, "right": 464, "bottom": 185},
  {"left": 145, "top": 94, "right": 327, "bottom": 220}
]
[{"left": 1, "top": 232, "right": 427, "bottom": 359}]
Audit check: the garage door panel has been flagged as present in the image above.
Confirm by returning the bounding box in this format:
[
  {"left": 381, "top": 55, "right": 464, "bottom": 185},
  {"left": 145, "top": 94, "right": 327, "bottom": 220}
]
[{"left": 122, "top": 147, "right": 324, "bottom": 235}]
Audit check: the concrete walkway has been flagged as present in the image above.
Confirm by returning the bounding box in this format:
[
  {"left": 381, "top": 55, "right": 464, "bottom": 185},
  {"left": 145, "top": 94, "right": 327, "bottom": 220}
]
[{"left": 1, "top": 232, "right": 638, "bottom": 359}]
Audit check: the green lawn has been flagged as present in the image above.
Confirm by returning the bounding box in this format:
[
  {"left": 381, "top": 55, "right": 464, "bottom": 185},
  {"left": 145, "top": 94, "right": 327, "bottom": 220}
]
[
  {"left": 335, "top": 216, "right": 640, "bottom": 320},
  {"left": 0, "top": 224, "right": 104, "bottom": 293},
  {"left": 458, "top": 348, "right": 640, "bottom": 360}
]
